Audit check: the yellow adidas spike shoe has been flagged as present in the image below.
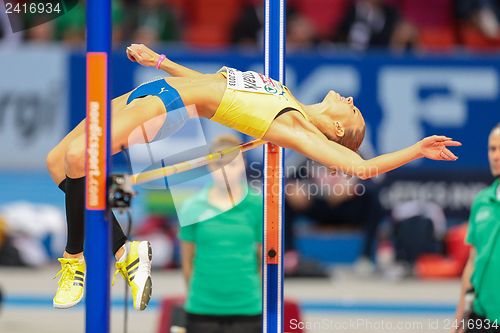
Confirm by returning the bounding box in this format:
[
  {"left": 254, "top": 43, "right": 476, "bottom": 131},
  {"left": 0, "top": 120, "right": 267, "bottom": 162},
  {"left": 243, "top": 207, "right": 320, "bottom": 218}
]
[
  {"left": 114, "top": 241, "right": 152, "bottom": 310},
  {"left": 53, "top": 258, "right": 86, "bottom": 309}
]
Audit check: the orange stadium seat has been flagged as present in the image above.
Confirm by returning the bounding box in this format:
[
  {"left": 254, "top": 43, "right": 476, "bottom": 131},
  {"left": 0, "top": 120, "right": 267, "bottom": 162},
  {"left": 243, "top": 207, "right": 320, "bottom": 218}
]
[
  {"left": 415, "top": 224, "right": 471, "bottom": 279},
  {"left": 418, "top": 27, "right": 456, "bottom": 52},
  {"left": 415, "top": 254, "right": 463, "bottom": 279},
  {"left": 460, "top": 23, "right": 500, "bottom": 51}
]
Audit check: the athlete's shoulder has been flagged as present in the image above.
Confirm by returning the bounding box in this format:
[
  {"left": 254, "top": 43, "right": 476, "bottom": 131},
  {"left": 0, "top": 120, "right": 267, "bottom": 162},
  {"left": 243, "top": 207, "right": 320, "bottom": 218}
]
[{"left": 264, "top": 110, "right": 317, "bottom": 150}]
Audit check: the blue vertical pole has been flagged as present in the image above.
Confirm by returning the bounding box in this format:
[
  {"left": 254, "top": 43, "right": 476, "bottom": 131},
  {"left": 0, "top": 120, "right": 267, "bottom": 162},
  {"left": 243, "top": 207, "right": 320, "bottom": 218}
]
[
  {"left": 85, "top": 0, "right": 111, "bottom": 332},
  {"left": 263, "top": 0, "right": 285, "bottom": 333}
]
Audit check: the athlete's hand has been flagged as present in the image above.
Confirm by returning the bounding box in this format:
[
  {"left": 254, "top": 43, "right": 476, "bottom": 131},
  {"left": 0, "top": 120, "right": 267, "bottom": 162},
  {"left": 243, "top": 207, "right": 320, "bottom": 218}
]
[
  {"left": 417, "top": 135, "right": 462, "bottom": 161},
  {"left": 126, "top": 44, "right": 161, "bottom": 68}
]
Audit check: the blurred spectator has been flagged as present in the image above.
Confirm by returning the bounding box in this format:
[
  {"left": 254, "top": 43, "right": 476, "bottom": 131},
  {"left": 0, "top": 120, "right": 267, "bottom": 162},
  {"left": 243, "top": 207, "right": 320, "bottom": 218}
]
[
  {"left": 24, "top": 16, "right": 55, "bottom": 43},
  {"left": 0, "top": 202, "right": 66, "bottom": 267},
  {"left": 179, "top": 135, "right": 262, "bottom": 333},
  {"left": 231, "top": 0, "right": 263, "bottom": 47},
  {"left": 283, "top": 180, "right": 329, "bottom": 278},
  {"left": 332, "top": 0, "right": 416, "bottom": 51},
  {"left": 232, "top": 2, "right": 318, "bottom": 50},
  {"left": 386, "top": 200, "right": 446, "bottom": 279},
  {"left": 54, "top": 1, "right": 85, "bottom": 46},
  {"left": 391, "top": 20, "right": 418, "bottom": 53},
  {"left": 123, "top": 0, "right": 180, "bottom": 45},
  {"left": 0, "top": 215, "right": 25, "bottom": 266},
  {"left": 54, "top": 0, "right": 125, "bottom": 47},
  {"left": 285, "top": 162, "right": 384, "bottom": 274},
  {"left": 456, "top": 0, "right": 500, "bottom": 39},
  {"left": 287, "top": 8, "right": 319, "bottom": 51}
]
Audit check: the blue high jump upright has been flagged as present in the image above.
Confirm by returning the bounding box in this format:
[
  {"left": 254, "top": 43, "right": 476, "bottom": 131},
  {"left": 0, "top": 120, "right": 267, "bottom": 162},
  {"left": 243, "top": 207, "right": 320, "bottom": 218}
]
[
  {"left": 263, "top": 0, "right": 286, "bottom": 333},
  {"left": 85, "top": 0, "right": 112, "bottom": 332}
]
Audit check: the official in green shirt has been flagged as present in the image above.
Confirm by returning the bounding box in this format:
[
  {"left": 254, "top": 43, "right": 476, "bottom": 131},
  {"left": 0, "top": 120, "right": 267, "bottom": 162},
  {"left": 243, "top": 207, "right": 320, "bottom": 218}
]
[
  {"left": 179, "top": 135, "right": 262, "bottom": 333},
  {"left": 454, "top": 123, "right": 500, "bottom": 333}
]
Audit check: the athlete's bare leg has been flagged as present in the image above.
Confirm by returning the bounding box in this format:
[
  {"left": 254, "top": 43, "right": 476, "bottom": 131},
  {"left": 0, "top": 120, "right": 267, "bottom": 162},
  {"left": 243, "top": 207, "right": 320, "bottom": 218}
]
[
  {"left": 46, "top": 92, "right": 133, "bottom": 184},
  {"left": 64, "top": 95, "right": 165, "bottom": 178}
]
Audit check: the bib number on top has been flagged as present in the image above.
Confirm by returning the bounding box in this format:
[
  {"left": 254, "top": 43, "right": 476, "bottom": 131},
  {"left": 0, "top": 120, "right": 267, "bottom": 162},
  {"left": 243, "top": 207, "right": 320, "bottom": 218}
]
[{"left": 225, "top": 67, "right": 284, "bottom": 96}]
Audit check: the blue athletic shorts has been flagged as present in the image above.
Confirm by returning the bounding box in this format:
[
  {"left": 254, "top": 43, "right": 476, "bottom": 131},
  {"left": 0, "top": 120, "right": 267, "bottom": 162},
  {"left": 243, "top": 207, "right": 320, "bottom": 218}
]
[
  {"left": 127, "top": 78, "right": 187, "bottom": 141},
  {"left": 127, "top": 78, "right": 185, "bottom": 110}
]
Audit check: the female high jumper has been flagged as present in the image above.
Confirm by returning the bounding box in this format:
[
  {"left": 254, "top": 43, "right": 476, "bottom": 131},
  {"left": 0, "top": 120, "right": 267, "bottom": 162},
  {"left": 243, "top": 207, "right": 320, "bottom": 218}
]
[{"left": 46, "top": 43, "right": 461, "bottom": 311}]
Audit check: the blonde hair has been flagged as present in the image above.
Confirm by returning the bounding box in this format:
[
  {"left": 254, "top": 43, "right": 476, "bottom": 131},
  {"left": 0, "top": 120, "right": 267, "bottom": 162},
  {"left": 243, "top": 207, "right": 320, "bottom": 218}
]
[
  {"left": 335, "top": 107, "right": 366, "bottom": 152},
  {"left": 338, "top": 123, "right": 366, "bottom": 152},
  {"left": 491, "top": 123, "right": 500, "bottom": 136}
]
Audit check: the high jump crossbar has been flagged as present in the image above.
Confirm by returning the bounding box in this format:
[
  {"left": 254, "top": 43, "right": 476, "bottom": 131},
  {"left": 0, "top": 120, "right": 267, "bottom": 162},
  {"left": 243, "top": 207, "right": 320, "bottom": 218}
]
[{"left": 129, "top": 139, "right": 266, "bottom": 185}]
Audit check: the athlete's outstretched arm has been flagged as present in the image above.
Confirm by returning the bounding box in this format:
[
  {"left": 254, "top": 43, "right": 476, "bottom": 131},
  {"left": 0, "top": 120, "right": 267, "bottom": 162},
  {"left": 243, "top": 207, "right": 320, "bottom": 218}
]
[
  {"left": 265, "top": 115, "right": 461, "bottom": 179},
  {"left": 126, "top": 44, "right": 203, "bottom": 78}
]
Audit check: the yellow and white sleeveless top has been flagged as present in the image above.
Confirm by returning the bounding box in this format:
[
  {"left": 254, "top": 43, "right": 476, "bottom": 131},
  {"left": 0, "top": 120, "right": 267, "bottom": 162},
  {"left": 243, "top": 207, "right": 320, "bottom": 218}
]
[{"left": 212, "top": 66, "right": 309, "bottom": 138}]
